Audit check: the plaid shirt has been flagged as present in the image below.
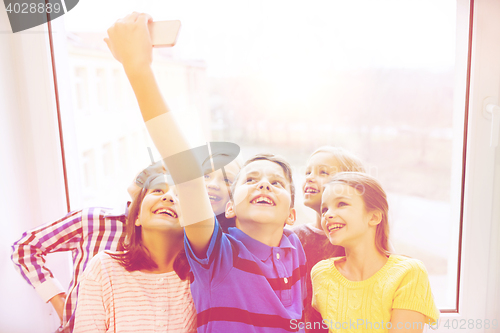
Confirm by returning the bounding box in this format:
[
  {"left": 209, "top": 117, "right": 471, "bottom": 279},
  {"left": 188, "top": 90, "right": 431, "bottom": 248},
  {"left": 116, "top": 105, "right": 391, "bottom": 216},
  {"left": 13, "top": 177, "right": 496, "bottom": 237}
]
[{"left": 11, "top": 205, "right": 127, "bottom": 332}]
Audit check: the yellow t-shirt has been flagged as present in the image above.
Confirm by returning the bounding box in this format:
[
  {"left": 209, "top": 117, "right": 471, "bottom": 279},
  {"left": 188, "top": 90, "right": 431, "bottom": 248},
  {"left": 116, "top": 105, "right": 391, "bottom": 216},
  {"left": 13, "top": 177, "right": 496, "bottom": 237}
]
[{"left": 311, "top": 255, "right": 439, "bottom": 332}]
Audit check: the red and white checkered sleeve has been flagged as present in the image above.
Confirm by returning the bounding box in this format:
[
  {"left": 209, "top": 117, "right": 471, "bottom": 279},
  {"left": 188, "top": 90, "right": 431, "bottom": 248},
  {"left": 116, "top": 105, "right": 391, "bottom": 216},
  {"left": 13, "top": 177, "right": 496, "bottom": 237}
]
[{"left": 11, "top": 210, "right": 84, "bottom": 302}]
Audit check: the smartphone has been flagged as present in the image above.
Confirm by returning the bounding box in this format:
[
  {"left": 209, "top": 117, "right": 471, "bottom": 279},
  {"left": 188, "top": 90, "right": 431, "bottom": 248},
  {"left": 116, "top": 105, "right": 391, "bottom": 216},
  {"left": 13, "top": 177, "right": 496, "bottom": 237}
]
[{"left": 149, "top": 20, "right": 181, "bottom": 48}]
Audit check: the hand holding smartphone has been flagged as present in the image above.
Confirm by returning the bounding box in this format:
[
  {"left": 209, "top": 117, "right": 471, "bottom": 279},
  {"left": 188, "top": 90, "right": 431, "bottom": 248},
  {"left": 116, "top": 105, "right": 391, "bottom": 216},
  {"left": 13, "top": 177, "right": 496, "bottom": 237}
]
[{"left": 149, "top": 20, "right": 181, "bottom": 48}]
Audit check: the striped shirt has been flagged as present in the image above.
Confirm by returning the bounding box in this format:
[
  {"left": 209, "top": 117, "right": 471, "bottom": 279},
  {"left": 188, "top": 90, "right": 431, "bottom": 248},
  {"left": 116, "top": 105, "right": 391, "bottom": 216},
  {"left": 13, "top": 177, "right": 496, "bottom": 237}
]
[
  {"left": 74, "top": 252, "right": 197, "bottom": 333},
  {"left": 11, "top": 205, "right": 127, "bottom": 332},
  {"left": 185, "top": 218, "right": 307, "bottom": 333}
]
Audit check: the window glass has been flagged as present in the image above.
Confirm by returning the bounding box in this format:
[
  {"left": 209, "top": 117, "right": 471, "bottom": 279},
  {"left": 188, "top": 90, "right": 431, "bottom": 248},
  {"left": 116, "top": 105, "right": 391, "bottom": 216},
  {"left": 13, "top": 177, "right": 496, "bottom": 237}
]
[
  {"left": 73, "top": 67, "right": 88, "bottom": 111},
  {"left": 95, "top": 68, "right": 108, "bottom": 110},
  {"left": 60, "top": 0, "right": 466, "bottom": 309}
]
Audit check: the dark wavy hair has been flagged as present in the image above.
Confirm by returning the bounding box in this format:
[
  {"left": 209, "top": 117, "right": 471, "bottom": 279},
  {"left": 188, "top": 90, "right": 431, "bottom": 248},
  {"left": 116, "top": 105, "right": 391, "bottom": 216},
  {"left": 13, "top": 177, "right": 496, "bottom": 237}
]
[{"left": 109, "top": 174, "right": 190, "bottom": 280}]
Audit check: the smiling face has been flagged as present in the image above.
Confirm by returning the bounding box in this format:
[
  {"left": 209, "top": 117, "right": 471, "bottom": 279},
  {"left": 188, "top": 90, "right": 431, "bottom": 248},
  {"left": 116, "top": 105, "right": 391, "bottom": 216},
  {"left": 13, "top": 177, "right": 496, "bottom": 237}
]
[
  {"left": 320, "top": 183, "right": 380, "bottom": 249},
  {"left": 135, "top": 179, "right": 182, "bottom": 237},
  {"left": 303, "top": 152, "right": 343, "bottom": 213},
  {"left": 227, "top": 159, "right": 295, "bottom": 227},
  {"left": 204, "top": 160, "right": 241, "bottom": 216}
]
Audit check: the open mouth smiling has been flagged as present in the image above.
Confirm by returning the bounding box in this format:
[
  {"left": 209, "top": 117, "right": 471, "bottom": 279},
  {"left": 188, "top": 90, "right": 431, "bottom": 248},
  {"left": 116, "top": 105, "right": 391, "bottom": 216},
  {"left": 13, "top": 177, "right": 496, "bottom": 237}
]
[
  {"left": 208, "top": 192, "right": 222, "bottom": 202},
  {"left": 153, "top": 208, "right": 178, "bottom": 218},
  {"left": 326, "top": 223, "right": 345, "bottom": 232},
  {"left": 250, "top": 195, "right": 276, "bottom": 206},
  {"left": 304, "top": 187, "right": 319, "bottom": 194}
]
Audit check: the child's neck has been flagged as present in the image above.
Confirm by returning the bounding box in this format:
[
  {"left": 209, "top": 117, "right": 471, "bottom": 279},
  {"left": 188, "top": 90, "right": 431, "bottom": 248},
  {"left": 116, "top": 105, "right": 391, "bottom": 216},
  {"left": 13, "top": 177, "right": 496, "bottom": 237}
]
[
  {"left": 236, "top": 219, "right": 284, "bottom": 247},
  {"left": 314, "top": 213, "right": 322, "bottom": 230},
  {"left": 338, "top": 240, "right": 388, "bottom": 281},
  {"left": 141, "top": 231, "right": 183, "bottom": 273}
]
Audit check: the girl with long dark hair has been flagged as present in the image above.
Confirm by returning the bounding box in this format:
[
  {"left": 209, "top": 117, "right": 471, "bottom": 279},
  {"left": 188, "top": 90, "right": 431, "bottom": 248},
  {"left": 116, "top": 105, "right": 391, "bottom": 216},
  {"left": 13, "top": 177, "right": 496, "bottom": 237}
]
[{"left": 74, "top": 174, "right": 196, "bottom": 332}]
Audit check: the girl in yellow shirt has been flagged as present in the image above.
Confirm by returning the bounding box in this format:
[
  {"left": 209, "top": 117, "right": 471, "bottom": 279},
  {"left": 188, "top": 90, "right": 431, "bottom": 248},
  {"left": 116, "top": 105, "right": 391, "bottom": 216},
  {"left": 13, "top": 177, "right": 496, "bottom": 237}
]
[{"left": 311, "top": 172, "right": 439, "bottom": 333}]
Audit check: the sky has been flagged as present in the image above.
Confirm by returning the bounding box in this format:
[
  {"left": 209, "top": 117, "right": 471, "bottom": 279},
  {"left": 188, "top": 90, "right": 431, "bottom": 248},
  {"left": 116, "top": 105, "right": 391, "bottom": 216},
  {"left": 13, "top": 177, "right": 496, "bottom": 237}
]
[{"left": 62, "top": 0, "right": 457, "bottom": 77}]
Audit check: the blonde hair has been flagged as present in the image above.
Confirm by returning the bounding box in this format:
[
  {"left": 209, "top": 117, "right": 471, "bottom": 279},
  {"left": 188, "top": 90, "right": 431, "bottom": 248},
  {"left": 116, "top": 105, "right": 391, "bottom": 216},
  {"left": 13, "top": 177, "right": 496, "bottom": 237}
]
[
  {"left": 326, "top": 172, "right": 390, "bottom": 257},
  {"left": 310, "top": 146, "right": 365, "bottom": 173}
]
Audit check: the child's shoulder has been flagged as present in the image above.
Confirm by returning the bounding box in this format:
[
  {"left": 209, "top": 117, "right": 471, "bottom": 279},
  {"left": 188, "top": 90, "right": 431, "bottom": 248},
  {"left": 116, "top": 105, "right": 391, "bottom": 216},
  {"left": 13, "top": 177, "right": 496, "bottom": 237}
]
[
  {"left": 283, "top": 227, "right": 300, "bottom": 239},
  {"left": 87, "top": 251, "right": 109, "bottom": 265},
  {"left": 291, "top": 223, "right": 326, "bottom": 239},
  {"left": 81, "top": 251, "right": 116, "bottom": 281},
  {"left": 311, "top": 256, "right": 343, "bottom": 275},
  {"left": 88, "top": 251, "right": 124, "bottom": 268},
  {"left": 388, "top": 254, "right": 429, "bottom": 276},
  {"left": 283, "top": 228, "right": 304, "bottom": 250},
  {"left": 291, "top": 223, "right": 316, "bottom": 234}
]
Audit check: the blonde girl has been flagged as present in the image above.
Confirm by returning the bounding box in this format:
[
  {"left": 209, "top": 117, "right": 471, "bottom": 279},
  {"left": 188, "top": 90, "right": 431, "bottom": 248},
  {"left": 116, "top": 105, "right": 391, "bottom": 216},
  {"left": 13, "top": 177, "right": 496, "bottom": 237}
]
[
  {"left": 312, "top": 172, "right": 439, "bottom": 333},
  {"left": 293, "top": 146, "right": 365, "bottom": 331}
]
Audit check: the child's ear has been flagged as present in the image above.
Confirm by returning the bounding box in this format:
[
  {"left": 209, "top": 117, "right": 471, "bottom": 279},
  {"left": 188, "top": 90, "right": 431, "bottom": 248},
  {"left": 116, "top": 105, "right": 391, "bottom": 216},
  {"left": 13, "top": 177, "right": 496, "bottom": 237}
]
[
  {"left": 368, "top": 210, "right": 382, "bottom": 227},
  {"left": 285, "top": 208, "right": 297, "bottom": 227},
  {"left": 225, "top": 200, "right": 236, "bottom": 219}
]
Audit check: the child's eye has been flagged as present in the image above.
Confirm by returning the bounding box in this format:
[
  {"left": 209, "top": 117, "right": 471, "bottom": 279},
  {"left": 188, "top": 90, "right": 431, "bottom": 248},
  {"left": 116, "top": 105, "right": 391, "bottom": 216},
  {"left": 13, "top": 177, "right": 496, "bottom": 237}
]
[
  {"left": 320, "top": 170, "right": 329, "bottom": 176},
  {"left": 321, "top": 207, "right": 328, "bottom": 215},
  {"left": 204, "top": 174, "right": 210, "bottom": 180},
  {"left": 224, "top": 178, "right": 233, "bottom": 185},
  {"left": 338, "top": 201, "right": 348, "bottom": 207},
  {"left": 272, "top": 181, "right": 284, "bottom": 187},
  {"left": 246, "top": 177, "right": 255, "bottom": 183},
  {"left": 152, "top": 189, "right": 164, "bottom": 194},
  {"left": 305, "top": 171, "right": 311, "bottom": 176}
]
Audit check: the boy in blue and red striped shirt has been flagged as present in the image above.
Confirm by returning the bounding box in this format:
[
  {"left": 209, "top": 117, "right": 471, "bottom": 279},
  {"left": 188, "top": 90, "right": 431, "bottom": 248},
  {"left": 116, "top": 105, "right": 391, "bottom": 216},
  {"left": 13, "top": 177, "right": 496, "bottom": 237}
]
[
  {"left": 185, "top": 154, "right": 307, "bottom": 332},
  {"left": 105, "top": 12, "right": 307, "bottom": 333}
]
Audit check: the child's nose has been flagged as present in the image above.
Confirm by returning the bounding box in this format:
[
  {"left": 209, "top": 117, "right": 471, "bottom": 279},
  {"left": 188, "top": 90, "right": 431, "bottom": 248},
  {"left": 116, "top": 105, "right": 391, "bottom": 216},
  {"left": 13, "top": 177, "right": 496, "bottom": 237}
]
[
  {"left": 161, "top": 192, "right": 175, "bottom": 203},
  {"left": 207, "top": 179, "right": 220, "bottom": 189},
  {"left": 258, "top": 180, "right": 271, "bottom": 191},
  {"left": 324, "top": 210, "right": 335, "bottom": 219}
]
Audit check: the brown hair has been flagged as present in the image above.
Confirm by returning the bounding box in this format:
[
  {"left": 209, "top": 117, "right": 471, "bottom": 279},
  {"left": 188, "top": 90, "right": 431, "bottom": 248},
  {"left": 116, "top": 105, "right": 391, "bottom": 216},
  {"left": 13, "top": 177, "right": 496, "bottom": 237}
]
[
  {"left": 326, "top": 172, "right": 390, "bottom": 256},
  {"left": 310, "top": 146, "right": 366, "bottom": 173},
  {"left": 231, "top": 153, "right": 295, "bottom": 207},
  {"left": 110, "top": 174, "right": 190, "bottom": 280}
]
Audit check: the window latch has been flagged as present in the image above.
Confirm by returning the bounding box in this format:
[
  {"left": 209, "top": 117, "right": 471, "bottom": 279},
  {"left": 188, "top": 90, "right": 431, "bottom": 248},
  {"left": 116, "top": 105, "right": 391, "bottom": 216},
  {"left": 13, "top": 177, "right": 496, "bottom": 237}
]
[{"left": 485, "top": 104, "right": 500, "bottom": 147}]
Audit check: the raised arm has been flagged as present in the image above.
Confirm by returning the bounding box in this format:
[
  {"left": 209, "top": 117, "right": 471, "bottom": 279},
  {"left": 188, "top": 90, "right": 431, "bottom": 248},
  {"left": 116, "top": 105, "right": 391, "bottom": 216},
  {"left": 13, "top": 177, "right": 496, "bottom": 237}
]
[{"left": 105, "top": 13, "right": 214, "bottom": 256}]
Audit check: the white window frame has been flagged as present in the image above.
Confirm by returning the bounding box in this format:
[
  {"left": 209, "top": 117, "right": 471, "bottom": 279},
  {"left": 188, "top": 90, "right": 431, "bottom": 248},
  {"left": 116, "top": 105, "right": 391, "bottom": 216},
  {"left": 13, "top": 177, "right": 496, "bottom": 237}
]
[{"left": 431, "top": 0, "right": 500, "bottom": 332}]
